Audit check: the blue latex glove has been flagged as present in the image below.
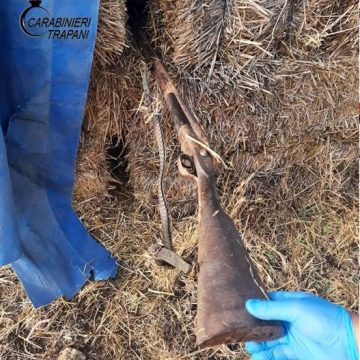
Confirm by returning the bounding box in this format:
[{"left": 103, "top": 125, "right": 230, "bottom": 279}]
[{"left": 245, "top": 291, "right": 359, "bottom": 360}]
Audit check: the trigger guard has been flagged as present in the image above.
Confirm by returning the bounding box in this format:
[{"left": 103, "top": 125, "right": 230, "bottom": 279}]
[{"left": 177, "top": 155, "right": 197, "bottom": 179}]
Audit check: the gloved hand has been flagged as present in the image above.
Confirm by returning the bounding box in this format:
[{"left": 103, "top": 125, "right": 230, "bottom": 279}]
[{"left": 245, "top": 291, "right": 359, "bottom": 360}]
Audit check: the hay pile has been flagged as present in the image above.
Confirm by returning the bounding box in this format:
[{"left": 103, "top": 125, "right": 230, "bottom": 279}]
[{"left": 0, "top": 0, "right": 358, "bottom": 359}]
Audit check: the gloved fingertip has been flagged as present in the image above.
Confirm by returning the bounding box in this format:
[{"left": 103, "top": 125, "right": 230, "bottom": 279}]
[{"left": 246, "top": 299, "right": 261, "bottom": 314}]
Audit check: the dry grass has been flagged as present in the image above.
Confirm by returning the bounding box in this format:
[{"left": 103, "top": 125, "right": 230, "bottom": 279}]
[{"left": 0, "top": 0, "right": 358, "bottom": 359}]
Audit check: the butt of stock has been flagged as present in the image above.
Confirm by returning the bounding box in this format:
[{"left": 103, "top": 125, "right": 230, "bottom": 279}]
[{"left": 195, "top": 170, "right": 284, "bottom": 347}]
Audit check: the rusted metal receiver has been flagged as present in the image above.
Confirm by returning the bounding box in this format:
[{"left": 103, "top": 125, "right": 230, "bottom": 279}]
[{"left": 151, "top": 60, "right": 284, "bottom": 347}]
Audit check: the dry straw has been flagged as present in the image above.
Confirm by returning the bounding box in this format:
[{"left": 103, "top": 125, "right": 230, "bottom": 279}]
[{"left": 0, "top": 0, "right": 357, "bottom": 359}]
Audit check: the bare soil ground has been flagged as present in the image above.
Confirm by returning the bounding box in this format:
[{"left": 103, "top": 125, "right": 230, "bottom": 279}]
[{"left": 0, "top": 0, "right": 358, "bottom": 359}]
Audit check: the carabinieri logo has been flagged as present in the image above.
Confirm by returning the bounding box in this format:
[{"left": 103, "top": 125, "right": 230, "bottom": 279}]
[{"left": 20, "top": 0, "right": 92, "bottom": 40}]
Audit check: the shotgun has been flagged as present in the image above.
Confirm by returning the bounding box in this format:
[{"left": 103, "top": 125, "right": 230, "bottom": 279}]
[
  {"left": 151, "top": 60, "right": 283, "bottom": 347},
  {"left": 128, "top": 0, "right": 283, "bottom": 347}
]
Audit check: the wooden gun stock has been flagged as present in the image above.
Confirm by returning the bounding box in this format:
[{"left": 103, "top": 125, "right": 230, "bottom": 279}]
[{"left": 195, "top": 158, "right": 283, "bottom": 347}]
